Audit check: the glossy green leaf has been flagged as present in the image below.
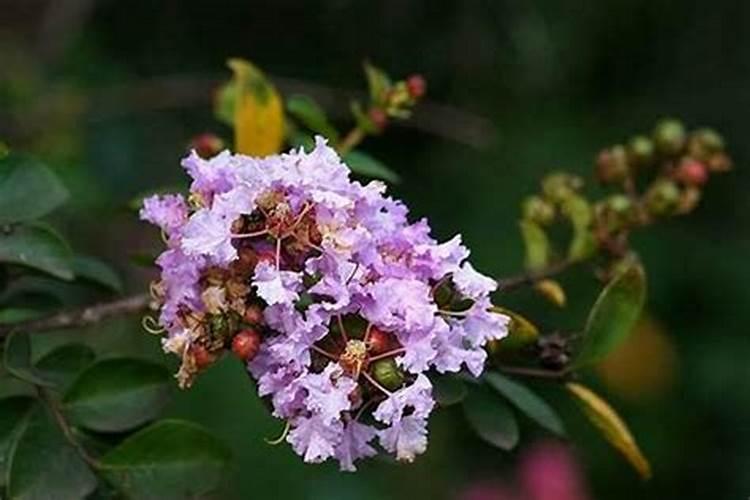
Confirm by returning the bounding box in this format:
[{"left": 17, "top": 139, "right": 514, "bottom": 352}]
[
  {"left": 63, "top": 358, "right": 172, "bottom": 432},
  {"left": 0, "top": 156, "right": 69, "bottom": 225},
  {"left": 519, "top": 220, "right": 549, "bottom": 270},
  {"left": 485, "top": 372, "right": 566, "bottom": 436},
  {"left": 344, "top": 151, "right": 400, "bottom": 183},
  {"left": 71, "top": 255, "right": 123, "bottom": 293},
  {"left": 430, "top": 373, "right": 467, "bottom": 406},
  {"left": 34, "top": 344, "right": 96, "bottom": 388},
  {"left": 3, "top": 332, "right": 53, "bottom": 387},
  {"left": 0, "top": 397, "right": 35, "bottom": 487},
  {"left": 575, "top": 260, "right": 647, "bottom": 367},
  {"left": 6, "top": 406, "right": 97, "bottom": 500},
  {"left": 463, "top": 383, "right": 519, "bottom": 450},
  {"left": 100, "top": 419, "right": 232, "bottom": 500},
  {"left": 287, "top": 94, "right": 340, "bottom": 142},
  {"left": 0, "top": 223, "right": 73, "bottom": 280}
]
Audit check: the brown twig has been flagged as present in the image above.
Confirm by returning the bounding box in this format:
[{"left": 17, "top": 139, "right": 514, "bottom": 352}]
[
  {"left": 496, "top": 259, "right": 578, "bottom": 292},
  {"left": 496, "top": 364, "right": 570, "bottom": 381},
  {"left": 0, "top": 293, "right": 150, "bottom": 338}
]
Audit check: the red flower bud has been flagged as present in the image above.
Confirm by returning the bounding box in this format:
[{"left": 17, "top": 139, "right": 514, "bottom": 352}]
[
  {"left": 367, "top": 327, "right": 393, "bottom": 355},
  {"left": 368, "top": 107, "right": 388, "bottom": 130},
  {"left": 191, "top": 344, "right": 216, "bottom": 370},
  {"left": 243, "top": 304, "right": 265, "bottom": 325},
  {"left": 676, "top": 159, "right": 708, "bottom": 186},
  {"left": 232, "top": 328, "right": 261, "bottom": 361},
  {"left": 190, "top": 133, "right": 224, "bottom": 159},
  {"left": 406, "top": 74, "right": 427, "bottom": 99}
]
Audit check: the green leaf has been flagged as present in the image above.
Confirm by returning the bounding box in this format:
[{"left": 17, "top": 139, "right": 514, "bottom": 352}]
[
  {"left": 575, "top": 260, "right": 647, "bottom": 367},
  {"left": 430, "top": 373, "right": 467, "bottom": 406},
  {"left": 286, "top": 95, "right": 340, "bottom": 142},
  {"left": 3, "top": 332, "right": 53, "bottom": 387},
  {"left": 0, "top": 156, "right": 69, "bottom": 225},
  {"left": 0, "top": 223, "right": 73, "bottom": 280},
  {"left": 100, "top": 419, "right": 232, "bottom": 500},
  {"left": 0, "top": 397, "right": 35, "bottom": 487},
  {"left": 344, "top": 151, "right": 401, "bottom": 183},
  {"left": 34, "top": 344, "right": 96, "bottom": 389},
  {"left": 63, "top": 358, "right": 172, "bottom": 433},
  {"left": 485, "top": 372, "right": 566, "bottom": 437},
  {"left": 567, "top": 382, "right": 651, "bottom": 479},
  {"left": 363, "top": 62, "right": 392, "bottom": 103},
  {"left": 6, "top": 406, "right": 97, "bottom": 500},
  {"left": 463, "top": 383, "right": 519, "bottom": 450},
  {"left": 519, "top": 220, "right": 549, "bottom": 270},
  {"left": 71, "top": 255, "right": 123, "bottom": 293}
]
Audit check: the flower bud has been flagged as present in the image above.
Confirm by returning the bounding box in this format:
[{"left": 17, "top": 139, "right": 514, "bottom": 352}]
[
  {"left": 243, "top": 304, "right": 265, "bottom": 325},
  {"left": 542, "top": 173, "right": 583, "bottom": 203},
  {"left": 368, "top": 107, "right": 388, "bottom": 130},
  {"left": 406, "top": 74, "right": 426, "bottom": 99},
  {"left": 627, "top": 135, "right": 655, "bottom": 167},
  {"left": 706, "top": 152, "right": 733, "bottom": 173},
  {"left": 595, "top": 145, "right": 629, "bottom": 184},
  {"left": 367, "top": 327, "right": 394, "bottom": 355},
  {"left": 646, "top": 179, "right": 681, "bottom": 216},
  {"left": 675, "top": 159, "right": 708, "bottom": 186},
  {"left": 232, "top": 328, "right": 261, "bottom": 361},
  {"left": 371, "top": 358, "right": 404, "bottom": 390},
  {"left": 522, "top": 196, "right": 555, "bottom": 225},
  {"left": 190, "top": 133, "right": 224, "bottom": 159},
  {"left": 190, "top": 344, "right": 217, "bottom": 370},
  {"left": 653, "top": 118, "right": 686, "bottom": 156},
  {"left": 687, "top": 128, "right": 724, "bottom": 161}
]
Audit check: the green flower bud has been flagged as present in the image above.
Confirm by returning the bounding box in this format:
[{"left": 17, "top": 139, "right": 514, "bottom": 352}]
[
  {"left": 542, "top": 173, "right": 583, "bottom": 203},
  {"left": 522, "top": 195, "right": 556, "bottom": 225},
  {"left": 595, "top": 145, "right": 629, "bottom": 184},
  {"left": 627, "top": 135, "right": 655, "bottom": 167},
  {"left": 370, "top": 358, "right": 404, "bottom": 390},
  {"left": 653, "top": 118, "right": 686, "bottom": 156},
  {"left": 646, "top": 179, "right": 681, "bottom": 216},
  {"left": 687, "top": 128, "right": 725, "bottom": 161},
  {"left": 607, "top": 194, "right": 634, "bottom": 215}
]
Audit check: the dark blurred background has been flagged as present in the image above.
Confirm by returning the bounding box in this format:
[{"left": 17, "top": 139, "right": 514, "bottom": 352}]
[{"left": 2, "top": 1, "right": 749, "bottom": 499}]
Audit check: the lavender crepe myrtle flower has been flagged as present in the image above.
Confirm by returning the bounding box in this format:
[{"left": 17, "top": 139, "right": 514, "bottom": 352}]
[{"left": 141, "top": 137, "right": 509, "bottom": 470}]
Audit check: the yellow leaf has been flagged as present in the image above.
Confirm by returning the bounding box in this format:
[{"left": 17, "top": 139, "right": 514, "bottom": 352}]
[
  {"left": 535, "top": 279, "right": 566, "bottom": 307},
  {"left": 227, "top": 58, "right": 284, "bottom": 156},
  {"left": 566, "top": 382, "right": 652, "bottom": 479}
]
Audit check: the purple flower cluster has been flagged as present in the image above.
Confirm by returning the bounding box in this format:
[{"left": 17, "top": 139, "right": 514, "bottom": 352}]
[{"left": 141, "top": 138, "right": 508, "bottom": 470}]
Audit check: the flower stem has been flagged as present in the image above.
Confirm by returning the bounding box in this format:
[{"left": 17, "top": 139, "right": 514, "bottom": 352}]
[{"left": 336, "top": 127, "right": 365, "bottom": 156}]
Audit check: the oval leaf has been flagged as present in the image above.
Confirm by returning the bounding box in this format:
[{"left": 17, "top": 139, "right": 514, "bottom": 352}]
[
  {"left": 463, "top": 383, "right": 519, "bottom": 451},
  {"left": 575, "top": 260, "right": 647, "bottom": 367},
  {"left": 100, "top": 419, "right": 232, "bottom": 500},
  {"left": 566, "top": 382, "right": 651, "bottom": 479},
  {"left": 344, "top": 151, "right": 401, "bottom": 183},
  {"left": 0, "top": 156, "right": 69, "bottom": 225},
  {"left": 287, "top": 94, "right": 339, "bottom": 142},
  {"left": 227, "top": 58, "right": 284, "bottom": 156},
  {"left": 7, "top": 406, "right": 97, "bottom": 500},
  {"left": 35, "top": 343, "right": 96, "bottom": 389},
  {"left": 0, "top": 223, "right": 73, "bottom": 280},
  {"left": 0, "top": 396, "right": 35, "bottom": 486},
  {"left": 430, "top": 373, "right": 467, "bottom": 406},
  {"left": 63, "top": 358, "right": 172, "bottom": 432},
  {"left": 71, "top": 255, "right": 123, "bottom": 293},
  {"left": 485, "top": 372, "right": 566, "bottom": 437},
  {"left": 3, "top": 332, "right": 53, "bottom": 387}
]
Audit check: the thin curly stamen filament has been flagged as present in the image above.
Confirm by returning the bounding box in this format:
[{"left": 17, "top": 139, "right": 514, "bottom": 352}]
[
  {"left": 362, "top": 371, "right": 393, "bottom": 396},
  {"left": 368, "top": 348, "right": 406, "bottom": 363}
]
